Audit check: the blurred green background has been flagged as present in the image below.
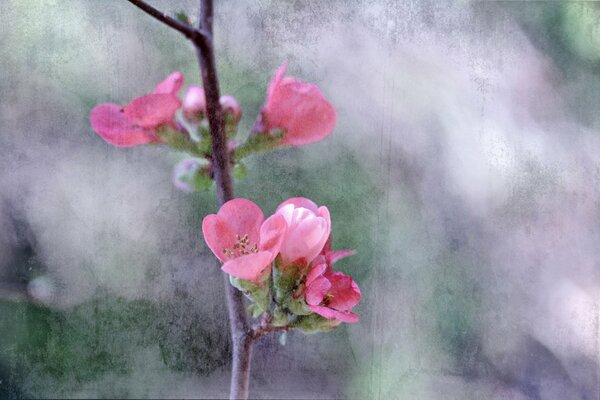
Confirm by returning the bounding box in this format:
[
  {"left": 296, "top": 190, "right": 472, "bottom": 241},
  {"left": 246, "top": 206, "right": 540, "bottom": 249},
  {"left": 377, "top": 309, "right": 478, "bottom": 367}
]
[{"left": 1, "top": 1, "right": 600, "bottom": 399}]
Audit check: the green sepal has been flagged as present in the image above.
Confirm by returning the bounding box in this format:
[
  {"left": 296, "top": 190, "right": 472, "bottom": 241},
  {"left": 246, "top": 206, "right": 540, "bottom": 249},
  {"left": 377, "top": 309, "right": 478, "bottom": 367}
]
[
  {"left": 224, "top": 114, "right": 239, "bottom": 139},
  {"left": 229, "top": 276, "right": 270, "bottom": 312},
  {"left": 272, "top": 263, "right": 302, "bottom": 305},
  {"left": 292, "top": 314, "right": 340, "bottom": 334},
  {"left": 233, "top": 129, "right": 284, "bottom": 161},
  {"left": 284, "top": 296, "right": 311, "bottom": 316},
  {"left": 195, "top": 124, "right": 212, "bottom": 155},
  {"left": 157, "top": 126, "right": 201, "bottom": 155},
  {"left": 246, "top": 303, "right": 264, "bottom": 319},
  {"left": 271, "top": 307, "right": 289, "bottom": 327}
]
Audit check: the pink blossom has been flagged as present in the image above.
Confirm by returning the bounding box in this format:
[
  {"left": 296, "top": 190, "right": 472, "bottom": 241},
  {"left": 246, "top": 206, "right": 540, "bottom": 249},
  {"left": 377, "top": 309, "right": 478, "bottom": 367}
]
[
  {"left": 261, "top": 63, "right": 336, "bottom": 146},
  {"left": 183, "top": 85, "right": 206, "bottom": 122},
  {"left": 202, "top": 198, "right": 287, "bottom": 282},
  {"left": 90, "top": 72, "right": 183, "bottom": 147},
  {"left": 304, "top": 261, "right": 361, "bottom": 323},
  {"left": 275, "top": 197, "right": 331, "bottom": 266}
]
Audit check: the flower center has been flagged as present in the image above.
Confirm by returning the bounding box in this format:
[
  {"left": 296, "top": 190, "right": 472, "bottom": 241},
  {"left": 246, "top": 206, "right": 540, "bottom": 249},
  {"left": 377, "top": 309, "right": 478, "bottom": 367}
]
[
  {"left": 322, "top": 293, "right": 334, "bottom": 306},
  {"left": 222, "top": 233, "right": 258, "bottom": 259}
]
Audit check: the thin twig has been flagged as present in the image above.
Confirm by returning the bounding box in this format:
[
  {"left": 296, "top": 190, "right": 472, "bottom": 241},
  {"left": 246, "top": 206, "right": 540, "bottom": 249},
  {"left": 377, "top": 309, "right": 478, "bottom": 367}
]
[
  {"left": 126, "top": 0, "right": 209, "bottom": 42},
  {"left": 125, "top": 1, "right": 251, "bottom": 399},
  {"left": 251, "top": 324, "right": 290, "bottom": 340}
]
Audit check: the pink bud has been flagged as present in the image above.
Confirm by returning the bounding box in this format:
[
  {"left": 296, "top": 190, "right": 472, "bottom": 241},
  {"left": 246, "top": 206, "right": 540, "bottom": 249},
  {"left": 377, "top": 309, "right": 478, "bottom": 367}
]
[
  {"left": 183, "top": 86, "right": 206, "bottom": 122},
  {"left": 220, "top": 95, "right": 242, "bottom": 124},
  {"left": 261, "top": 63, "right": 336, "bottom": 146},
  {"left": 275, "top": 197, "right": 331, "bottom": 266}
]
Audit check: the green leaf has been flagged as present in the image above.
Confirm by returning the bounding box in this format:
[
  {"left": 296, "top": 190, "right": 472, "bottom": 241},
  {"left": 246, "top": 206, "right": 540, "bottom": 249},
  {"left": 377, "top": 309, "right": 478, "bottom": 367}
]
[{"left": 174, "top": 11, "right": 190, "bottom": 25}]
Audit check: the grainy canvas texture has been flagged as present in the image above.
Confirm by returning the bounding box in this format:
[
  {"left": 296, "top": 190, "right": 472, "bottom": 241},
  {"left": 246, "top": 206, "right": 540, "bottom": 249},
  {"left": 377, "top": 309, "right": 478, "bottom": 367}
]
[{"left": 1, "top": 1, "right": 600, "bottom": 399}]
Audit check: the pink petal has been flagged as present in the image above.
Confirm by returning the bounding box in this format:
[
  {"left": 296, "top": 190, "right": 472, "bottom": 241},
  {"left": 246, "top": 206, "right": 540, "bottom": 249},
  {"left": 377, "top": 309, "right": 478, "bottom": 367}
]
[
  {"left": 90, "top": 103, "right": 159, "bottom": 147},
  {"left": 305, "top": 276, "right": 331, "bottom": 306},
  {"left": 276, "top": 197, "right": 318, "bottom": 213},
  {"left": 217, "top": 198, "right": 264, "bottom": 245},
  {"left": 326, "top": 272, "right": 361, "bottom": 311},
  {"left": 154, "top": 71, "right": 184, "bottom": 94},
  {"left": 259, "top": 214, "right": 287, "bottom": 256},
  {"left": 327, "top": 249, "right": 355, "bottom": 264},
  {"left": 124, "top": 93, "right": 182, "bottom": 128},
  {"left": 201, "top": 214, "right": 236, "bottom": 262},
  {"left": 266, "top": 63, "right": 287, "bottom": 103},
  {"left": 308, "top": 305, "right": 359, "bottom": 323},
  {"left": 221, "top": 251, "right": 273, "bottom": 282},
  {"left": 306, "top": 261, "right": 327, "bottom": 286}
]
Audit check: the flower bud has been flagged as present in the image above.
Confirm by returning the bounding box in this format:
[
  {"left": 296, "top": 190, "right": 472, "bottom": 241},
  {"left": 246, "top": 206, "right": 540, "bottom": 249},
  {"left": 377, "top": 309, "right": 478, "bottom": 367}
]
[
  {"left": 172, "top": 159, "right": 211, "bottom": 192},
  {"left": 220, "top": 95, "right": 242, "bottom": 124},
  {"left": 183, "top": 86, "right": 206, "bottom": 122}
]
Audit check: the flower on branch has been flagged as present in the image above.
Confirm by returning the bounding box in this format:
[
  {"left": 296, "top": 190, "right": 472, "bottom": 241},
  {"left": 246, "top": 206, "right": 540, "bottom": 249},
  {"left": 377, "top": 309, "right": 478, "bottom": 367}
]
[
  {"left": 258, "top": 63, "right": 337, "bottom": 147},
  {"left": 202, "top": 198, "right": 287, "bottom": 283},
  {"left": 201, "top": 196, "right": 361, "bottom": 330},
  {"left": 304, "top": 258, "right": 361, "bottom": 323},
  {"left": 90, "top": 72, "right": 184, "bottom": 147},
  {"left": 275, "top": 197, "right": 331, "bottom": 267}
]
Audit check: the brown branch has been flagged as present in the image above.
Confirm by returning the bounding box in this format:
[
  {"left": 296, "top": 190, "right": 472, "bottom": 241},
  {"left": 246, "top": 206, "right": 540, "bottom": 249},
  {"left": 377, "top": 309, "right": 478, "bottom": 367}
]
[
  {"left": 125, "top": 1, "right": 251, "bottom": 399},
  {"left": 251, "top": 324, "right": 290, "bottom": 340},
  {"left": 126, "top": 0, "right": 209, "bottom": 42}
]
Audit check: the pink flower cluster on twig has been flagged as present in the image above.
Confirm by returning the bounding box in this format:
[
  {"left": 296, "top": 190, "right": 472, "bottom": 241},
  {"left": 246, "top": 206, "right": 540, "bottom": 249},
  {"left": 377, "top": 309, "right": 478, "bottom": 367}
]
[{"left": 202, "top": 197, "right": 361, "bottom": 325}]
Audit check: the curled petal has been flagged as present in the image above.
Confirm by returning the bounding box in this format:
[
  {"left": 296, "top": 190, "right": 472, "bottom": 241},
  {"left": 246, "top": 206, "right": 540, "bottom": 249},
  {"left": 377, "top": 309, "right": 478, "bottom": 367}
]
[
  {"left": 266, "top": 63, "right": 287, "bottom": 102},
  {"left": 90, "top": 103, "right": 159, "bottom": 147},
  {"left": 305, "top": 276, "right": 331, "bottom": 306},
  {"left": 217, "top": 198, "right": 264, "bottom": 245},
  {"left": 327, "top": 249, "right": 355, "bottom": 264},
  {"left": 306, "top": 261, "right": 327, "bottom": 287},
  {"left": 221, "top": 251, "right": 273, "bottom": 282},
  {"left": 202, "top": 214, "right": 236, "bottom": 262},
  {"left": 124, "top": 93, "right": 182, "bottom": 128},
  {"left": 154, "top": 71, "right": 184, "bottom": 94},
  {"left": 276, "top": 197, "right": 319, "bottom": 213},
  {"left": 259, "top": 214, "right": 287, "bottom": 256},
  {"left": 308, "top": 305, "right": 359, "bottom": 323}
]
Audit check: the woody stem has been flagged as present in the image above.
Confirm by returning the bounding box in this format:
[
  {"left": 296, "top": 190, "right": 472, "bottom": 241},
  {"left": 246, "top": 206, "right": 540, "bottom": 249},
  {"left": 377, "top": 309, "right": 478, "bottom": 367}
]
[{"left": 125, "top": 1, "right": 252, "bottom": 399}]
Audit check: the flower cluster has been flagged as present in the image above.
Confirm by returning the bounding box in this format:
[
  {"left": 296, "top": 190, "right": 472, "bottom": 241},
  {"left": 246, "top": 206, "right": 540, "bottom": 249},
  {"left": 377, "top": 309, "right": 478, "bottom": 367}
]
[
  {"left": 202, "top": 198, "right": 361, "bottom": 331},
  {"left": 89, "top": 64, "right": 337, "bottom": 191}
]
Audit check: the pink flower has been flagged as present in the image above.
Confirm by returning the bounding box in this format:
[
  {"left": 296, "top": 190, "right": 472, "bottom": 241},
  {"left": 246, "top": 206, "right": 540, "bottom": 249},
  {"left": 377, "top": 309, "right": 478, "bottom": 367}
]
[
  {"left": 261, "top": 63, "right": 336, "bottom": 146},
  {"left": 275, "top": 197, "right": 331, "bottom": 266},
  {"left": 304, "top": 260, "right": 361, "bottom": 323},
  {"left": 90, "top": 72, "right": 184, "bottom": 147},
  {"left": 202, "top": 198, "right": 287, "bottom": 283}
]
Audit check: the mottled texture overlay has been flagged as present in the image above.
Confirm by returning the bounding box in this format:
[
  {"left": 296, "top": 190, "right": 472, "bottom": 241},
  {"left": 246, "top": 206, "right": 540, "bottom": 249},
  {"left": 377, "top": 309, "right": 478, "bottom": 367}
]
[{"left": 1, "top": 1, "right": 600, "bottom": 399}]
